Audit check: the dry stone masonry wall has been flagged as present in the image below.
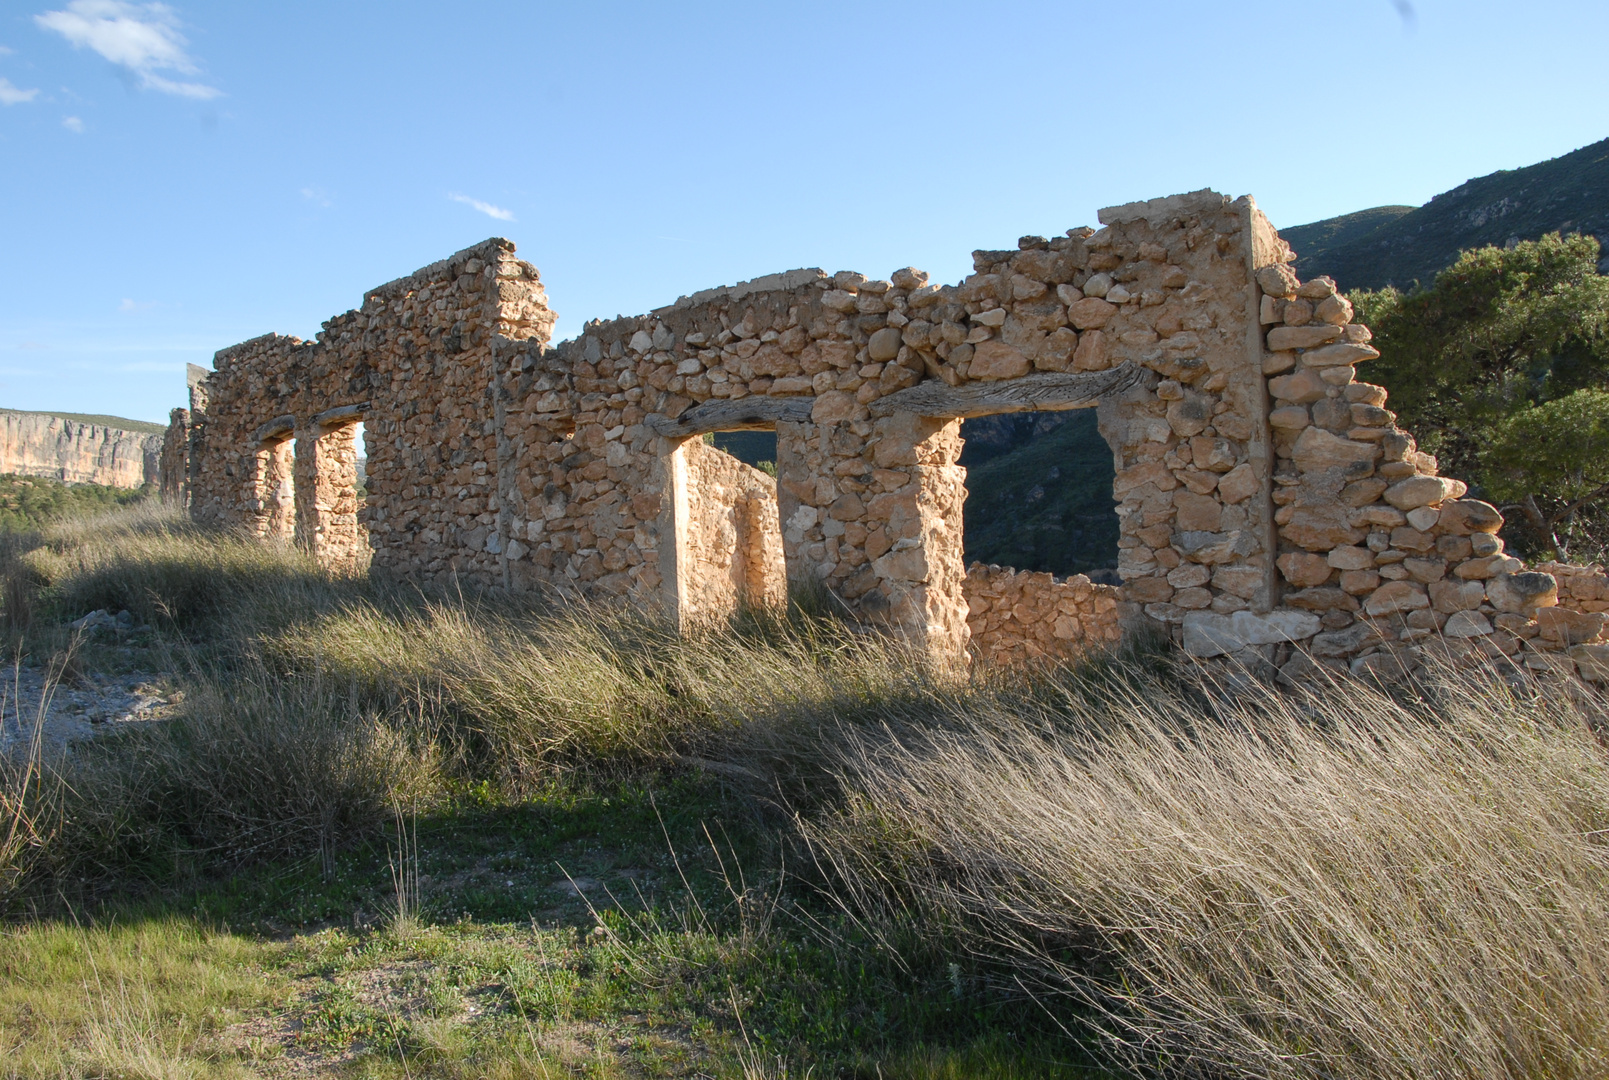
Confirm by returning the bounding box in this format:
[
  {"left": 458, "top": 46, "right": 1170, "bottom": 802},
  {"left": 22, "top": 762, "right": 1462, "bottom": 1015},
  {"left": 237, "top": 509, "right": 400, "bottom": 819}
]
[{"left": 163, "top": 190, "right": 1609, "bottom": 682}]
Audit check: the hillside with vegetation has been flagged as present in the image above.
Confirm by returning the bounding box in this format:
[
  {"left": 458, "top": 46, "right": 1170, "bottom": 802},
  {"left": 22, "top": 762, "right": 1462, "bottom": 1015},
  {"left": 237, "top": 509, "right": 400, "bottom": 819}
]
[
  {"left": 1287, "top": 136, "right": 1609, "bottom": 290},
  {"left": 0, "top": 473, "right": 149, "bottom": 532},
  {"left": 960, "top": 411, "right": 1118, "bottom": 578}
]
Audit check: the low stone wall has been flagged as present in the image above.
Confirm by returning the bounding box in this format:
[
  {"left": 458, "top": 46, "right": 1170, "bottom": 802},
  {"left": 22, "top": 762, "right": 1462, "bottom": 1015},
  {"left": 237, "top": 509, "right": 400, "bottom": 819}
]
[
  {"left": 0, "top": 411, "right": 162, "bottom": 488},
  {"left": 963, "top": 563, "right": 1123, "bottom": 664}
]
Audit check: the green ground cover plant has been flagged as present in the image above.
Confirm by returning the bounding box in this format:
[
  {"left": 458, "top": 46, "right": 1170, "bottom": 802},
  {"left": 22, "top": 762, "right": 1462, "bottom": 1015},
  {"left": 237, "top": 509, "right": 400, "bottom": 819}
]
[
  {"left": 0, "top": 473, "right": 149, "bottom": 534},
  {"left": 0, "top": 505, "right": 1606, "bottom": 1078}
]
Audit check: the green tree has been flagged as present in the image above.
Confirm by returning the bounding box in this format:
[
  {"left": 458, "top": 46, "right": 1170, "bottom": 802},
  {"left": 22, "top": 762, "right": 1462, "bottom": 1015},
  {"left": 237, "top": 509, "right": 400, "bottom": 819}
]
[
  {"left": 1481, "top": 391, "right": 1609, "bottom": 557},
  {"left": 1351, "top": 232, "right": 1609, "bottom": 556}
]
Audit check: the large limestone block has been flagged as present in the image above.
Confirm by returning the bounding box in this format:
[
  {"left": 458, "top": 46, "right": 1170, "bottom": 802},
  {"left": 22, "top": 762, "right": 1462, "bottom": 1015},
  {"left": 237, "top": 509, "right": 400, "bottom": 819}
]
[
  {"left": 812, "top": 391, "right": 862, "bottom": 424},
  {"left": 1176, "top": 529, "right": 1254, "bottom": 565},
  {"left": 1429, "top": 579, "right": 1485, "bottom": 612},
  {"left": 1486, "top": 572, "right": 1558, "bottom": 615},
  {"left": 1268, "top": 370, "right": 1327, "bottom": 404},
  {"left": 867, "top": 327, "right": 904, "bottom": 362},
  {"left": 1217, "top": 463, "right": 1259, "bottom": 504},
  {"left": 1212, "top": 566, "right": 1265, "bottom": 599},
  {"left": 1303, "top": 342, "right": 1381, "bottom": 367},
  {"left": 1310, "top": 622, "right": 1386, "bottom": 657},
  {"left": 1363, "top": 580, "right": 1429, "bottom": 615},
  {"left": 873, "top": 544, "right": 931, "bottom": 583},
  {"left": 1068, "top": 297, "right": 1117, "bottom": 329},
  {"left": 1181, "top": 609, "right": 1321, "bottom": 658},
  {"left": 1266, "top": 325, "right": 1342, "bottom": 351},
  {"left": 1536, "top": 606, "right": 1606, "bottom": 646},
  {"left": 1568, "top": 644, "right": 1609, "bottom": 681},
  {"left": 969, "top": 341, "right": 1032, "bottom": 380},
  {"left": 1292, "top": 427, "right": 1378, "bottom": 477},
  {"left": 1278, "top": 551, "right": 1332, "bottom": 587},
  {"left": 1281, "top": 504, "right": 1365, "bottom": 550},
  {"left": 1436, "top": 498, "right": 1504, "bottom": 535},
  {"left": 1443, "top": 610, "right": 1494, "bottom": 638},
  {"left": 1384, "top": 476, "right": 1463, "bottom": 511},
  {"left": 1174, "top": 491, "right": 1222, "bottom": 532}
]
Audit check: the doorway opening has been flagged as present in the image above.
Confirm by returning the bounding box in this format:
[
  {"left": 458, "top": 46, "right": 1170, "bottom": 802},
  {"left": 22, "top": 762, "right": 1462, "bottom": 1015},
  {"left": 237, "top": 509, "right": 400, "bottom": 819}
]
[
  {"left": 253, "top": 436, "right": 296, "bottom": 543},
  {"left": 672, "top": 430, "right": 786, "bottom": 623},
  {"left": 300, "top": 417, "right": 370, "bottom": 570},
  {"left": 959, "top": 409, "right": 1120, "bottom": 583}
]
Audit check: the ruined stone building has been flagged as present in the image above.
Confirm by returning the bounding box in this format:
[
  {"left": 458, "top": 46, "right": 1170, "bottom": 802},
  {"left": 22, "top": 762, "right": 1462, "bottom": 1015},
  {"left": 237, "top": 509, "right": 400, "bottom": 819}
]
[{"left": 160, "top": 190, "right": 1609, "bottom": 680}]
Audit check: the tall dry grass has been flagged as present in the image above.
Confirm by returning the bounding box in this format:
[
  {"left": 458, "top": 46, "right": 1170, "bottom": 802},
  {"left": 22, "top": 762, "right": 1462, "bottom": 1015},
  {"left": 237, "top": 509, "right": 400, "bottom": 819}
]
[
  {"left": 257, "top": 595, "right": 950, "bottom": 781},
  {"left": 807, "top": 664, "right": 1609, "bottom": 1080},
  {"left": 0, "top": 504, "right": 950, "bottom": 901},
  {"left": 8, "top": 504, "right": 1609, "bottom": 1080}
]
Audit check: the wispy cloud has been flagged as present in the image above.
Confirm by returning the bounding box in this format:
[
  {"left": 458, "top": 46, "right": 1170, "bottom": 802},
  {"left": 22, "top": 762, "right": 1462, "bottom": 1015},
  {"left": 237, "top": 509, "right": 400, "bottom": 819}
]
[
  {"left": 0, "top": 45, "right": 15, "bottom": 55},
  {"left": 118, "top": 298, "right": 157, "bottom": 312},
  {"left": 300, "top": 186, "right": 331, "bottom": 208},
  {"left": 449, "top": 193, "right": 515, "bottom": 221},
  {"left": 62, "top": 114, "right": 83, "bottom": 131},
  {"left": 15, "top": 342, "right": 50, "bottom": 351},
  {"left": 0, "top": 76, "right": 39, "bottom": 105},
  {"left": 35, "top": 1, "right": 220, "bottom": 99}
]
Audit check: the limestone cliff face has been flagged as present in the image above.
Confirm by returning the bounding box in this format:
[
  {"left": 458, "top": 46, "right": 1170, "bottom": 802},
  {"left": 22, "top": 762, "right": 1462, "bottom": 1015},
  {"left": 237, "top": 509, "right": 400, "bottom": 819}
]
[{"left": 0, "top": 411, "right": 162, "bottom": 488}]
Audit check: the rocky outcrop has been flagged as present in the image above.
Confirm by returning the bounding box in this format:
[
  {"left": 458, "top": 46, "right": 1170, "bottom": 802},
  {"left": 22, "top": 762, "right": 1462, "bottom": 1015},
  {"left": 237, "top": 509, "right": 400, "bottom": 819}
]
[{"left": 0, "top": 411, "right": 162, "bottom": 488}]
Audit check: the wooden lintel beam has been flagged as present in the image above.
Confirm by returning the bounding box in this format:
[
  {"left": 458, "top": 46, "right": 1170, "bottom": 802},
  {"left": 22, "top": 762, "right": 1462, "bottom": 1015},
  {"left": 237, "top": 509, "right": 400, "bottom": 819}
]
[
  {"left": 869, "top": 364, "right": 1145, "bottom": 419},
  {"left": 253, "top": 415, "right": 296, "bottom": 446},
  {"left": 311, "top": 402, "right": 370, "bottom": 432},
  {"left": 646, "top": 396, "right": 816, "bottom": 438}
]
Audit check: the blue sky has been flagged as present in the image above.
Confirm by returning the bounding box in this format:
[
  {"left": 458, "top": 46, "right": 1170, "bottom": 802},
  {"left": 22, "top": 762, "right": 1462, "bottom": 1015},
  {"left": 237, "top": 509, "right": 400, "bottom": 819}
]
[{"left": 2, "top": 0, "right": 1606, "bottom": 425}]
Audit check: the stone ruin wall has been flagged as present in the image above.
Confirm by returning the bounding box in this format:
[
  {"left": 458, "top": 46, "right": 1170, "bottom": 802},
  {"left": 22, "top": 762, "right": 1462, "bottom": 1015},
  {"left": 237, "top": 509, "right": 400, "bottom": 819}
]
[
  {"left": 180, "top": 240, "right": 554, "bottom": 574},
  {"left": 963, "top": 564, "right": 1124, "bottom": 665},
  {"left": 164, "top": 189, "right": 1609, "bottom": 684}
]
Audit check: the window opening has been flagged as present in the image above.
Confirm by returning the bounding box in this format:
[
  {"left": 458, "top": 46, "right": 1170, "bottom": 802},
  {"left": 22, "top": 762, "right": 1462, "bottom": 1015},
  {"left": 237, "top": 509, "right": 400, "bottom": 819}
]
[
  {"left": 960, "top": 410, "right": 1120, "bottom": 583},
  {"left": 708, "top": 430, "right": 777, "bottom": 477}
]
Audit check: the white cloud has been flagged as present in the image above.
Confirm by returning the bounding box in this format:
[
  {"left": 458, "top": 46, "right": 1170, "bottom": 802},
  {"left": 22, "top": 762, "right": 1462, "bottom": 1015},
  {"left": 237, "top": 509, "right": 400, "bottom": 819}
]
[
  {"left": 35, "top": 1, "right": 220, "bottom": 99},
  {"left": 0, "top": 77, "right": 40, "bottom": 105},
  {"left": 118, "top": 298, "right": 156, "bottom": 312},
  {"left": 300, "top": 186, "right": 331, "bottom": 208},
  {"left": 0, "top": 45, "right": 15, "bottom": 55},
  {"left": 62, "top": 114, "right": 83, "bottom": 131},
  {"left": 449, "top": 193, "right": 515, "bottom": 221}
]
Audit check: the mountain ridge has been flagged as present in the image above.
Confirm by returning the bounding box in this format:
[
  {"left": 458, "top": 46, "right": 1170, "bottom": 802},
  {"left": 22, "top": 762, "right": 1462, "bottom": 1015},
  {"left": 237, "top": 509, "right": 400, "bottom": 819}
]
[{"left": 1285, "top": 136, "right": 1609, "bottom": 290}]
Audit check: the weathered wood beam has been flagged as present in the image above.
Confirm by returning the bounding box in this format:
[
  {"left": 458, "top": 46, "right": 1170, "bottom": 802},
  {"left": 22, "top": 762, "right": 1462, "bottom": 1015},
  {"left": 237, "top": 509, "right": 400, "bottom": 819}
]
[
  {"left": 646, "top": 396, "right": 816, "bottom": 438},
  {"left": 310, "top": 402, "right": 370, "bottom": 432},
  {"left": 869, "top": 363, "right": 1145, "bottom": 419},
  {"left": 253, "top": 415, "right": 296, "bottom": 445}
]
